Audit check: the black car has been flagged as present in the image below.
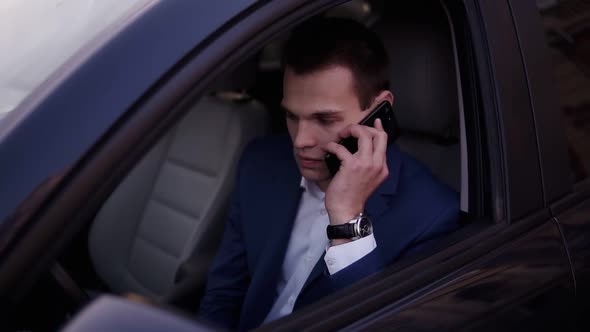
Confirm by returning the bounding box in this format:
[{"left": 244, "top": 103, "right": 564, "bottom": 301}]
[{"left": 1, "top": 0, "right": 589, "bottom": 331}]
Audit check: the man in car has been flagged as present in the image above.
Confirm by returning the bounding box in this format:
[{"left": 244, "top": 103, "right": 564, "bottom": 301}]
[{"left": 199, "top": 18, "right": 459, "bottom": 330}]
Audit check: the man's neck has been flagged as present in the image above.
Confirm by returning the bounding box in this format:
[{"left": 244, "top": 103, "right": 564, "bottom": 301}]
[{"left": 316, "top": 179, "right": 330, "bottom": 192}]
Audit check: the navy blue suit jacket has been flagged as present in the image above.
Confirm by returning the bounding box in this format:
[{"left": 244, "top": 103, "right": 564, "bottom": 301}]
[{"left": 199, "top": 135, "right": 459, "bottom": 331}]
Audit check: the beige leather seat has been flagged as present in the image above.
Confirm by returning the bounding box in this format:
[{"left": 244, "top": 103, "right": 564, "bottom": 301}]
[
  {"left": 88, "top": 95, "right": 268, "bottom": 297},
  {"left": 373, "top": 1, "right": 461, "bottom": 191}
]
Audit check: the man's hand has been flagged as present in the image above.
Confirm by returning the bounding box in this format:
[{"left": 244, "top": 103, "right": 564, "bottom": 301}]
[{"left": 323, "top": 118, "right": 389, "bottom": 230}]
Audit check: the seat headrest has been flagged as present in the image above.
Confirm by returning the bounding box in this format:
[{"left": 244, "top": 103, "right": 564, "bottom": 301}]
[{"left": 373, "top": 1, "right": 459, "bottom": 137}]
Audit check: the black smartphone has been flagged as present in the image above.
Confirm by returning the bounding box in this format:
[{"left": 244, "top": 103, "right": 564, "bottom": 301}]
[{"left": 324, "top": 100, "right": 399, "bottom": 176}]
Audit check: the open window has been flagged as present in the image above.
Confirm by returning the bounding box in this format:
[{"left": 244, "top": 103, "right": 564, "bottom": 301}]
[{"left": 14, "top": 0, "right": 494, "bottom": 330}]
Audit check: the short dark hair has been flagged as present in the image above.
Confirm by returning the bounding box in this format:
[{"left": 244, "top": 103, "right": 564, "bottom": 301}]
[{"left": 282, "top": 17, "right": 390, "bottom": 109}]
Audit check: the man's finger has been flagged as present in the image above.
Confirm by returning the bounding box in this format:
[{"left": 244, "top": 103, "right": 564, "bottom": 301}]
[
  {"left": 339, "top": 121, "right": 386, "bottom": 140},
  {"left": 373, "top": 129, "right": 388, "bottom": 165},
  {"left": 324, "top": 141, "right": 353, "bottom": 161},
  {"left": 337, "top": 124, "right": 355, "bottom": 140},
  {"left": 342, "top": 124, "right": 380, "bottom": 138},
  {"left": 356, "top": 128, "right": 374, "bottom": 159},
  {"left": 374, "top": 118, "right": 384, "bottom": 131}
]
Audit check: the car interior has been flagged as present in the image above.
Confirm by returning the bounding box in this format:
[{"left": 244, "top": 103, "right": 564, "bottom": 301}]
[{"left": 8, "top": 0, "right": 474, "bottom": 330}]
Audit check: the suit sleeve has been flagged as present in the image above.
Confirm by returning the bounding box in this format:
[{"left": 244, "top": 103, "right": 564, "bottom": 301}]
[
  {"left": 324, "top": 234, "right": 377, "bottom": 274},
  {"left": 327, "top": 200, "right": 459, "bottom": 290},
  {"left": 400, "top": 203, "right": 460, "bottom": 257},
  {"left": 198, "top": 164, "right": 250, "bottom": 329}
]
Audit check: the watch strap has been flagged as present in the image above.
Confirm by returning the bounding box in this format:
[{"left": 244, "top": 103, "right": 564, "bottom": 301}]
[{"left": 326, "top": 222, "right": 356, "bottom": 239}]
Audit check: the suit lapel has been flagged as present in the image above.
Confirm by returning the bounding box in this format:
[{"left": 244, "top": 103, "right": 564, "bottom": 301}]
[
  {"left": 242, "top": 149, "right": 303, "bottom": 329},
  {"left": 301, "top": 251, "right": 327, "bottom": 294},
  {"left": 299, "top": 144, "right": 403, "bottom": 295},
  {"left": 365, "top": 144, "right": 401, "bottom": 218}
]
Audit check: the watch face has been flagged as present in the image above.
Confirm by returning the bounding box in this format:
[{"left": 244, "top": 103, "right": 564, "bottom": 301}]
[{"left": 358, "top": 217, "right": 373, "bottom": 237}]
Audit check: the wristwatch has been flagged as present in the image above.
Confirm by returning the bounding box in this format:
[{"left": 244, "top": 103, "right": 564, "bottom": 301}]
[{"left": 326, "top": 213, "right": 373, "bottom": 240}]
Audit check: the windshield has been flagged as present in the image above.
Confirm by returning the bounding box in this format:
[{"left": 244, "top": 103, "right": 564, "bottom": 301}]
[{"left": 0, "top": 0, "right": 155, "bottom": 122}]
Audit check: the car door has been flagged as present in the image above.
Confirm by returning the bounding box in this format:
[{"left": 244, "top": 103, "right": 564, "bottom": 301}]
[
  {"left": 62, "top": 1, "right": 579, "bottom": 330},
  {"left": 508, "top": 0, "right": 590, "bottom": 330},
  {"left": 0, "top": 0, "right": 579, "bottom": 331}
]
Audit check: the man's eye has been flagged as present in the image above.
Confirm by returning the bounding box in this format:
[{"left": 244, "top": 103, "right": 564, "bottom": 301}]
[
  {"left": 285, "top": 112, "right": 297, "bottom": 121},
  {"left": 318, "top": 118, "right": 336, "bottom": 125}
]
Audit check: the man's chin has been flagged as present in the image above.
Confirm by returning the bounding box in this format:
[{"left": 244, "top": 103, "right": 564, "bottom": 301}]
[{"left": 298, "top": 167, "right": 331, "bottom": 183}]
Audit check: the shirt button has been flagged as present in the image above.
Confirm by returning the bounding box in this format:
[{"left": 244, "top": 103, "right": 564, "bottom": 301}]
[
  {"left": 326, "top": 258, "right": 335, "bottom": 266},
  {"left": 320, "top": 210, "right": 327, "bottom": 215},
  {"left": 288, "top": 296, "right": 295, "bottom": 305}
]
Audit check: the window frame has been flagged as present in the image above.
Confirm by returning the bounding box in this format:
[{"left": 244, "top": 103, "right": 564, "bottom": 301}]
[{"left": 507, "top": 0, "right": 574, "bottom": 204}]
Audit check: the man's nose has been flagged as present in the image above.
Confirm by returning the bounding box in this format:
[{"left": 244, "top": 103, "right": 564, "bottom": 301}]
[{"left": 293, "top": 121, "right": 316, "bottom": 149}]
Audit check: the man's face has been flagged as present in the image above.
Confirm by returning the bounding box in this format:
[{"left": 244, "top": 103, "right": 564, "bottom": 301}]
[{"left": 282, "top": 65, "right": 367, "bottom": 184}]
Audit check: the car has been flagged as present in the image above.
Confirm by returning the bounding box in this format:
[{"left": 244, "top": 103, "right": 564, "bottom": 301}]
[{"left": 1, "top": 0, "right": 589, "bottom": 331}]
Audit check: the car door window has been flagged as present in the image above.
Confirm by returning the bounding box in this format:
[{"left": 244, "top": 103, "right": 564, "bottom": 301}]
[
  {"left": 96, "top": 0, "right": 473, "bottom": 305},
  {"left": 68, "top": 0, "right": 474, "bottom": 317}
]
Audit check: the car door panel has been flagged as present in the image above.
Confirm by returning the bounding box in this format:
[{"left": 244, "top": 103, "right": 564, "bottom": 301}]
[
  {"left": 343, "top": 216, "right": 574, "bottom": 331},
  {"left": 509, "top": 0, "right": 590, "bottom": 329},
  {"left": 550, "top": 190, "right": 590, "bottom": 330}
]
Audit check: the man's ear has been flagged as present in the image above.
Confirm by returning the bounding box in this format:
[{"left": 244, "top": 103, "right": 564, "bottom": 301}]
[{"left": 371, "top": 90, "right": 394, "bottom": 109}]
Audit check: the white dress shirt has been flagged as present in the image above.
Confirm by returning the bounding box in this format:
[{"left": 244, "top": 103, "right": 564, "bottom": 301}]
[{"left": 263, "top": 178, "right": 377, "bottom": 323}]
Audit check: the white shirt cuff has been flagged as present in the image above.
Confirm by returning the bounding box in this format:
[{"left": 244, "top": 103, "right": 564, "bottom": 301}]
[{"left": 324, "top": 234, "right": 377, "bottom": 275}]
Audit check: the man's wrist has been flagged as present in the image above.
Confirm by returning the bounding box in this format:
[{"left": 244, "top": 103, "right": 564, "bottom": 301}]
[
  {"left": 330, "top": 239, "right": 352, "bottom": 246},
  {"left": 327, "top": 212, "right": 373, "bottom": 244},
  {"left": 328, "top": 207, "right": 364, "bottom": 225}
]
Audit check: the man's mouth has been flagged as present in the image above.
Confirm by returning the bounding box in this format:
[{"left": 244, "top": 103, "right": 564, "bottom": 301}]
[{"left": 296, "top": 155, "right": 324, "bottom": 168}]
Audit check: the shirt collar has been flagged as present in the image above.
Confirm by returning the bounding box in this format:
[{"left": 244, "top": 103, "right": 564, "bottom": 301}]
[{"left": 300, "top": 177, "right": 325, "bottom": 200}]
